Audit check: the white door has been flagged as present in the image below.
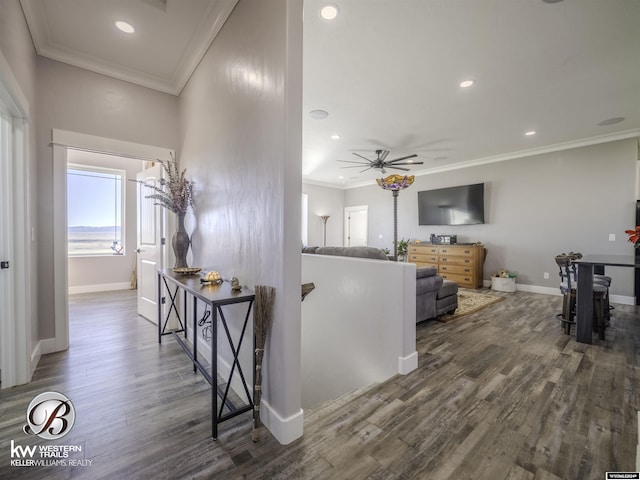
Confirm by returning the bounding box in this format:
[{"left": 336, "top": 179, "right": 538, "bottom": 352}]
[
  {"left": 136, "top": 164, "right": 164, "bottom": 322},
  {"left": 344, "top": 206, "right": 368, "bottom": 246}
]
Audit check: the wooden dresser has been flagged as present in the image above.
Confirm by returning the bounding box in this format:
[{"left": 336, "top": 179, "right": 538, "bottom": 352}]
[{"left": 408, "top": 242, "right": 485, "bottom": 288}]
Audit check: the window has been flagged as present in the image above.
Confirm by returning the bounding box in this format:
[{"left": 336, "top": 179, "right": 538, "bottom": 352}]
[{"left": 67, "top": 164, "right": 125, "bottom": 256}]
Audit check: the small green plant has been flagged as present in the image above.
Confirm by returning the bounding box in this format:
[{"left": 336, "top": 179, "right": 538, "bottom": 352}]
[
  {"left": 381, "top": 248, "right": 391, "bottom": 255},
  {"left": 396, "top": 238, "right": 409, "bottom": 258}
]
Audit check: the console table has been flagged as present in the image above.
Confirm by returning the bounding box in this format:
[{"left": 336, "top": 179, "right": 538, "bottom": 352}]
[
  {"left": 408, "top": 242, "right": 485, "bottom": 288},
  {"left": 157, "top": 268, "right": 255, "bottom": 439},
  {"left": 573, "top": 254, "right": 640, "bottom": 344}
]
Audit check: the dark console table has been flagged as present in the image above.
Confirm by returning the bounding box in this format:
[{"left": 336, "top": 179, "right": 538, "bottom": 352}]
[
  {"left": 573, "top": 254, "right": 640, "bottom": 344},
  {"left": 157, "top": 268, "right": 255, "bottom": 439}
]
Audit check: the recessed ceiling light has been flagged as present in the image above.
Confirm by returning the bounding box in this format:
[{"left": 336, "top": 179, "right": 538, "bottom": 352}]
[
  {"left": 115, "top": 21, "right": 135, "bottom": 34},
  {"left": 598, "top": 117, "right": 625, "bottom": 126},
  {"left": 338, "top": 175, "right": 344, "bottom": 179},
  {"left": 542, "top": 0, "right": 564, "bottom": 4},
  {"left": 309, "top": 109, "right": 329, "bottom": 120},
  {"left": 320, "top": 5, "right": 339, "bottom": 20},
  {"left": 525, "top": 130, "right": 536, "bottom": 136},
  {"left": 460, "top": 80, "right": 475, "bottom": 88},
  {"left": 331, "top": 134, "right": 341, "bottom": 140}
]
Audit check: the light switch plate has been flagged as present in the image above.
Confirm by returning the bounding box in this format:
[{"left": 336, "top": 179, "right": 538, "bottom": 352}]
[{"left": 609, "top": 233, "right": 616, "bottom": 241}]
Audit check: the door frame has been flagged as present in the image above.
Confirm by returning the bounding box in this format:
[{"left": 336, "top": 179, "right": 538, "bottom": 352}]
[
  {"left": 0, "top": 49, "right": 31, "bottom": 388},
  {"left": 50, "top": 129, "right": 173, "bottom": 354},
  {"left": 343, "top": 205, "right": 368, "bottom": 247}
]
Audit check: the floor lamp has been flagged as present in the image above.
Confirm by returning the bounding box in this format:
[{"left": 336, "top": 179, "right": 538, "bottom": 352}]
[
  {"left": 376, "top": 174, "right": 414, "bottom": 260},
  {"left": 320, "top": 215, "right": 330, "bottom": 246}
]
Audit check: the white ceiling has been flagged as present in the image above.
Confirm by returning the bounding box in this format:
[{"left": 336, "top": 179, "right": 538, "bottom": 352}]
[
  {"left": 20, "top": 0, "right": 238, "bottom": 94},
  {"left": 19, "top": 0, "right": 640, "bottom": 188}
]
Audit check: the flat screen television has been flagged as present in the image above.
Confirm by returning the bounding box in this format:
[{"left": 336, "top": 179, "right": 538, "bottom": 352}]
[{"left": 418, "top": 183, "right": 485, "bottom": 225}]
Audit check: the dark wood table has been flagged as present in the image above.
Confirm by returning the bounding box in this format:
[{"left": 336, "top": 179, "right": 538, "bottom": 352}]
[
  {"left": 157, "top": 268, "right": 255, "bottom": 438},
  {"left": 573, "top": 254, "right": 640, "bottom": 344}
]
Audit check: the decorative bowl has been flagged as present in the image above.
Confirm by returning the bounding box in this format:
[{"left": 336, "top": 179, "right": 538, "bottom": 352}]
[{"left": 172, "top": 267, "right": 202, "bottom": 275}]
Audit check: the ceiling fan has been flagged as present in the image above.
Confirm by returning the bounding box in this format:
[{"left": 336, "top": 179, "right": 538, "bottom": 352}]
[{"left": 338, "top": 149, "right": 423, "bottom": 174}]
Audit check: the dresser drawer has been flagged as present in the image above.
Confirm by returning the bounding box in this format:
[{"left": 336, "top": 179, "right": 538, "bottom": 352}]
[
  {"left": 409, "top": 245, "right": 438, "bottom": 255},
  {"left": 409, "top": 253, "right": 438, "bottom": 264},
  {"left": 439, "top": 264, "right": 473, "bottom": 275},
  {"left": 439, "top": 255, "right": 473, "bottom": 266},
  {"left": 439, "top": 247, "right": 474, "bottom": 257},
  {"left": 440, "top": 272, "right": 474, "bottom": 287}
]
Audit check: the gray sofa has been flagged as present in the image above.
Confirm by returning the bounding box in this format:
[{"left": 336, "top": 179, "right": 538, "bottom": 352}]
[{"left": 304, "top": 246, "right": 458, "bottom": 322}]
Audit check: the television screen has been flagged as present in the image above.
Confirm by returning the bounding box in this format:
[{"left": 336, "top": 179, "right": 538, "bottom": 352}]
[{"left": 418, "top": 183, "right": 485, "bottom": 225}]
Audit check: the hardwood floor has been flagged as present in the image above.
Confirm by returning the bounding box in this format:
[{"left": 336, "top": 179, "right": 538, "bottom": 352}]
[{"left": 0, "top": 289, "right": 638, "bottom": 479}]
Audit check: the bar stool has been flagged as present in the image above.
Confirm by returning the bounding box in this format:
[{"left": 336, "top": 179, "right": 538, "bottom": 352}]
[{"left": 555, "top": 254, "right": 608, "bottom": 337}]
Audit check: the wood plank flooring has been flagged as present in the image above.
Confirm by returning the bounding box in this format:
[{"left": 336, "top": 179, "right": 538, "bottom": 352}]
[{"left": 0, "top": 289, "right": 638, "bottom": 479}]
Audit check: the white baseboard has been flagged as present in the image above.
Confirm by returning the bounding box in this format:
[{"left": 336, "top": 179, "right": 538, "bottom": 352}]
[
  {"left": 637, "top": 411, "right": 639, "bottom": 471},
  {"left": 39, "top": 338, "right": 59, "bottom": 355},
  {"left": 398, "top": 351, "right": 418, "bottom": 375},
  {"left": 30, "top": 341, "right": 41, "bottom": 379},
  {"left": 482, "top": 281, "right": 636, "bottom": 305},
  {"left": 68, "top": 282, "right": 132, "bottom": 295},
  {"left": 260, "top": 398, "right": 303, "bottom": 445}
]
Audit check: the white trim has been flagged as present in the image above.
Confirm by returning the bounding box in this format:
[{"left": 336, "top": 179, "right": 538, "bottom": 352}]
[
  {"left": 52, "top": 129, "right": 174, "bottom": 162},
  {"left": 260, "top": 398, "right": 304, "bottom": 445},
  {"left": 484, "top": 281, "right": 636, "bottom": 306},
  {"left": 52, "top": 131, "right": 174, "bottom": 356},
  {"left": 340, "top": 129, "right": 640, "bottom": 190},
  {"left": 68, "top": 282, "right": 132, "bottom": 295},
  {"left": 398, "top": 351, "right": 418, "bottom": 375}
]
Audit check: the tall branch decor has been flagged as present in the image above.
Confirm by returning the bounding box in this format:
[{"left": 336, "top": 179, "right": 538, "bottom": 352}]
[{"left": 252, "top": 285, "right": 275, "bottom": 442}]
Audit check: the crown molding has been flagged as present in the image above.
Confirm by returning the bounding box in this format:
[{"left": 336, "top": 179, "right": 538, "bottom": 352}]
[{"left": 331, "top": 129, "right": 640, "bottom": 190}]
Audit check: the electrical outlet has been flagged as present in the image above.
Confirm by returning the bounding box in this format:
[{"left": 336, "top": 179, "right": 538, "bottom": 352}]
[
  {"left": 544, "top": 272, "right": 549, "bottom": 279},
  {"left": 608, "top": 233, "right": 616, "bottom": 242}
]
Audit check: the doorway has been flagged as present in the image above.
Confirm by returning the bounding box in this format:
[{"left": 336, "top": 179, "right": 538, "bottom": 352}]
[
  {"left": 343, "top": 205, "right": 368, "bottom": 247},
  {"left": 51, "top": 130, "right": 173, "bottom": 354}
]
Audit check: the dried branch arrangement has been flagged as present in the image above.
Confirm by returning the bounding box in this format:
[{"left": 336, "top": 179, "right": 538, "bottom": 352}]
[
  {"left": 252, "top": 285, "right": 275, "bottom": 442},
  {"left": 140, "top": 153, "right": 194, "bottom": 215}
]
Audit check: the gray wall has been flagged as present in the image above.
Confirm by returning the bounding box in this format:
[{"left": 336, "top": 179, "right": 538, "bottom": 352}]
[
  {"left": 302, "top": 183, "right": 344, "bottom": 247},
  {"left": 345, "top": 139, "right": 638, "bottom": 297},
  {"left": 35, "top": 58, "right": 179, "bottom": 338},
  {"left": 0, "top": 0, "right": 40, "bottom": 345},
  {"left": 178, "top": 0, "right": 303, "bottom": 442}
]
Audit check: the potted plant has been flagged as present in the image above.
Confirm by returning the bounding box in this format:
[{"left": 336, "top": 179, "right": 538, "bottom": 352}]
[{"left": 396, "top": 238, "right": 409, "bottom": 261}]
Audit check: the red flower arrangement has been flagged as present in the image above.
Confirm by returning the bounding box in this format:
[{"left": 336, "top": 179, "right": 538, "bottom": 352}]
[{"left": 625, "top": 226, "right": 640, "bottom": 247}]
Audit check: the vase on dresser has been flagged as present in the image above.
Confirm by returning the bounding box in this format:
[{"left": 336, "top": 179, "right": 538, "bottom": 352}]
[{"left": 172, "top": 213, "right": 190, "bottom": 269}]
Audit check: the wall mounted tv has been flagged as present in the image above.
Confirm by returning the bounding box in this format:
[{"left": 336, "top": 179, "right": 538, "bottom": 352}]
[{"left": 418, "top": 183, "right": 485, "bottom": 226}]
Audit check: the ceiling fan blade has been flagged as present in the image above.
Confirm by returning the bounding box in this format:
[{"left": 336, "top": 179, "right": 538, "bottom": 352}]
[
  {"left": 389, "top": 166, "right": 410, "bottom": 171},
  {"left": 337, "top": 160, "right": 371, "bottom": 165},
  {"left": 359, "top": 166, "right": 373, "bottom": 173},
  {"left": 387, "top": 161, "right": 424, "bottom": 166},
  {"left": 341, "top": 165, "right": 370, "bottom": 169},
  {"left": 379, "top": 150, "right": 390, "bottom": 161},
  {"left": 386, "top": 154, "right": 418, "bottom": 164},
  {"left": 353, "top": 152, "right": 373, "bottom": 162}
]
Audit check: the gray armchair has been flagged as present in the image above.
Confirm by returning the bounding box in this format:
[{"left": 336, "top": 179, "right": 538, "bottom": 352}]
[{"left": 416, "top": 267, "right": 458, "bottom": 322}]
